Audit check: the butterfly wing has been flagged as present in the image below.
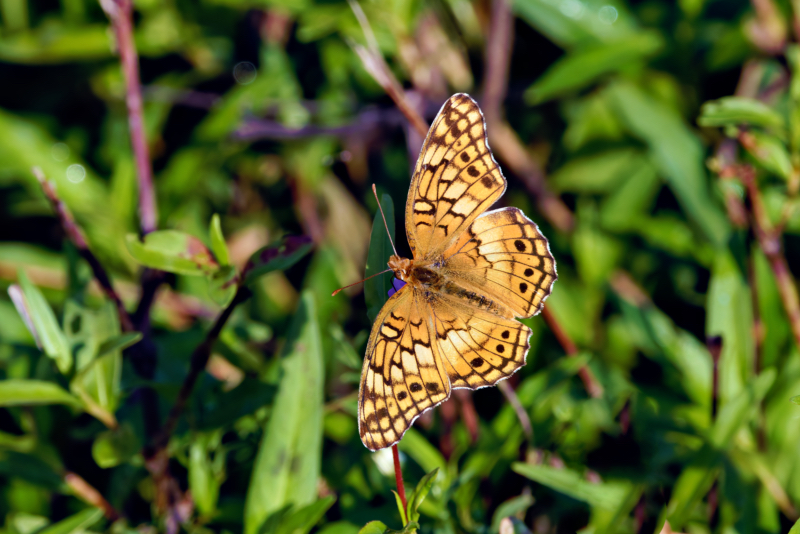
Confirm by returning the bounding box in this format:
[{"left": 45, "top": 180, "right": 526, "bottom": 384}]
[
  {"left": 358, "top": 286, "right": 451, "bottom": 451},
  {"left": 443, "top": 207, "right": 557, "bottom": 319},
  {"left": 406, "top": 93, "right": 506, "bottom": 260},
  {"left": 428, "top": 292, "right": 532, "bottom": 389}
]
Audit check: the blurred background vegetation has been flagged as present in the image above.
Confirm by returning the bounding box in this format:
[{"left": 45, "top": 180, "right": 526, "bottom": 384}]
[{"left": 3, "top": 0, "right": 800, "bottom": 532}]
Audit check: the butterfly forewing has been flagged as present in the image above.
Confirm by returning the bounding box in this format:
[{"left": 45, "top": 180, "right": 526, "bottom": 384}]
[
  {"left": 406, "top": 94, "right": 507, "bottom": 260},
  {"left": 358, "top": 94, "right": 557, "bottom": 451},
  {"left": 443, "top": 207, "right": 557, "bottom": 318}
]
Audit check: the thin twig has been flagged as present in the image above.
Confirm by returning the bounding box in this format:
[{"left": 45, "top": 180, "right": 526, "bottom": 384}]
[
  {"left": 480, "top": 0, "right": 573, "bottom": 233},
  {"left": 100, "top": 0, "right": 157, "bottom": 234},
  {"left": 482, "top": 0, "right": 513, "bottom": 124},
  {"left": 392, "top": 444, "right": 408, "bottom": 523},
  {"left": 541, "top": 307, "right": 603, "bottom": 398},
  {"left": 497, "top": 380, "right": 532, "bottom": 442},
  {"left": 740, "top": 165, "right": 800, "bottom": 348},
  {"left": 347, "top": 0, "right": 431, "bottom": 139},
  {"left": 33, "top": 168, "right": 134, "bottom": 333},
  {"left": 149, "top": 285, "right": 253, "bottom": 452},
  {"left": 65, "top": 471, "right": 120, "bottom": 520}
]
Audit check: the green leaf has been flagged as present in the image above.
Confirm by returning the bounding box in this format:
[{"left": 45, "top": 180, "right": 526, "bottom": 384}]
[
  {"left": 14, "top": 271, "right": 72, "bottom": 373},
  {"left": 525, "top": 33, "right": 663, "bottom": 104},
  {"left": 490, "top": 494, "right": 535, "bottom": 533},
  {"left": 209, "top": 214, "right": 231, "bottom": 266},
  {"left": 397, "top": 429, "right": 447, "bottom": 479},
  {"left": 68, "top": 301, "right": 124, "bottom": 423},
  {"left": 406, "top": 467, "right": 438, "bottom": 524},
  {"left": 209, "top": 265, "right": 238, "bottom": 307},
  {"left": 512, "top": 462, "right": 630, "bottom": 510},
  {"left": 359, "top": 522, "right": 389, "bottom": 534},
  {"left": 92, "top": 423, "right": 140, "bottom": 468},
  {"left": 392, "top": 491, "right": 407, "bottom": 526},
  {"left": 96, "top": 332, "right": 142, "bottom": 357},
  {"left": 666, "top": 370, "right": 776, "bottom": 528},
  {"left": 741, "top": 130, "right": 793, "bottom": 181},
  {"left": 0, "top": 380, "right": 81, "bottom": 408},
  {"left": 243, "top": 235, "right": 313, "bottom": 285},
  {"left": 550, "top": 149, "right": 645, "bottom": 194},
  {"left": 364, "top": 193, "right": 395, "bottom": 324},
  {"left": 513, "top": 0, "right": 638, "bottom": 50},
  {"left": 37, "top": 508, "right": 103, "bottom": 534},
  {"left": 606, "top": 81, "right": 730, "bottom": 246},
  {"left": 189, "top": 431, "right": 225, "bottom": 518},
  {"left": 789, "top": 516, "right": 800, "bottom": 534},
  {"left": 245, "top": 291, "right": 324, "bottom": 534},
  {"left": 274, "top": 496, "right": 336, "bottom": 534},
  {"left": 126, "top": 230, "right": 219, "bottom": 276},
  {"left": 698, "top": 96, "right": 786, "bottom": 133}
]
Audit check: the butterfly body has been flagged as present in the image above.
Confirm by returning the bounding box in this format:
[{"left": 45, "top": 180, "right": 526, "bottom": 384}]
[{"left": 359, "top": 94, "right": 557, "bottom": 451}]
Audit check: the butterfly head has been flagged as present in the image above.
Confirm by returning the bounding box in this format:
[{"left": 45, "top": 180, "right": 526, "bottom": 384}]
[{"left": 387, "top": 255, "right": 413, "bottom": 281}]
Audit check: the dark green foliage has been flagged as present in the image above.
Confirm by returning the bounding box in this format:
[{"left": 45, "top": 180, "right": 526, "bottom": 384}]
[{"left": 4, "top": 0, "right": 800, "bottom": 533}]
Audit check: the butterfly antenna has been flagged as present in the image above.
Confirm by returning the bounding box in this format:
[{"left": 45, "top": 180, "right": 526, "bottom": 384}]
[
  {"left": 332, "top": 268, "right": 393, "bottom": 296},
  {"left": 372, "top": 184, "right": 399, "bottom": 257}
]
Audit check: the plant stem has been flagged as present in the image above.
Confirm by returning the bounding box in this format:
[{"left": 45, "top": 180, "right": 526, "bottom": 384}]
[
  {"left": 33, "top": 168, "right": 135, "bottom": 333},
  {"left": 392, "top": 444, "right": 408, "bottom": 523},
  {"left": 541, "top": 307, "right": 603, "bottom": 398},
  {"left": 149, "top": 285, "right": 253, "bottom": 452},
  {"left": 741, "top": 165, "right": 800, "bottom": 349},
  {"left": 65, "top": 471, "right": 120, "bottom": 520},
  {"left": 100, "top": 0, "right": 157, "bottom": 234}
]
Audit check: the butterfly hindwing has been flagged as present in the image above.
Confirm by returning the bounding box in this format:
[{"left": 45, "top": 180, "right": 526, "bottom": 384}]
[
  {"left": 358, "top": 287, "right": 451, "bottom": 451},
  {"left": 406, "top": 94, "right": 507, "bottom": 260},
  {"left": 429, "top": 293, "right": 531, "bottom": 389},
  {"left": 443, "top": 207, "right": 557, "bottom": 318}
]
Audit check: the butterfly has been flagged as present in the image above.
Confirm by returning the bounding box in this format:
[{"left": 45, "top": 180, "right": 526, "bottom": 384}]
[{"left": 358, "top": 93, "right": 557, "bottom": 451}]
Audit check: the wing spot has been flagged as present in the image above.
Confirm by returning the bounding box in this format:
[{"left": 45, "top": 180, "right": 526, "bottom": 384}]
[
  {"left": 397, "top": 391, "right": 407, "bottom": 400},
  {"left": 514, "top": 240, "right": 526, "bottom": 252},
  {"left": 460, "top": 152, "right": 470, "bottom": 162},
  {"left": 471, "top": 357, "right": 484, "bottom": 367},
  {"left": 524, "top": 268, "right": 534, "bottom": 277},
  {"left": 377, "top": 408, "right": 388, "bottom": 419},
  {"left": 410, "top": 383, "right": 423, "bottom": 393},
  {"left": 426, "top": 382, "right": 440, "bottom": 393},
  {"left": 481, "top": 175, "right": 493, "bottom": 188},
  {"left": 467, "top": 165, "right": 480, "bottom": 177},
  {"left": 496, "top": 344, "right": 505, "bottom": 353},
  {"left": 520, "top": 282, "right": 528, "bottom": 293},
  {"left": 502, "top": 330, "right": 510, "bottom": 339}
]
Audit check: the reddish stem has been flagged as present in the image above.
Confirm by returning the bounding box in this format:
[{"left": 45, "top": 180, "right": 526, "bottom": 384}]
[
  {"left": 392, "top": 444, "right": 408, "bottom": 523},
  {"left": 542, "top": 307, "right": 603, "bottom": 398},
  {"left": 34, "top": 168, "right": 134, "bottom": 333},
  {"left": 102, "top": 0, "right": 157, "bottom": 234}
]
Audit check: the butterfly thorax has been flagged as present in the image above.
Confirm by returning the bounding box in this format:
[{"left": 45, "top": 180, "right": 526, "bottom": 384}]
[{"left": 389, "top": 254, "right": 514, "bottom": 318}]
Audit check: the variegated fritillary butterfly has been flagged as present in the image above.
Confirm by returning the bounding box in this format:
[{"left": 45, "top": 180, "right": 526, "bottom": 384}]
[{"left": 358, "top": 94, "right": 557, "bottom": 450}]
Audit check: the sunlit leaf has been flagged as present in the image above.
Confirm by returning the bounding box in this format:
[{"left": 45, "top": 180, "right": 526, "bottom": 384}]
[
  {"left": 14, "top": 271, "right": 71, "bottom": 374},
  {"left": 209, "top": 213, "right": 231, "bottom": 266},
  {"left": 126, "top": 230, "right": 219, "bottom": 275},
  {"left": 525, "top": 32, "right": 663, "bottom": 104},
  {"left": 0, "top": 380, "right": 81, "bottom": 408},
  {"left": 244, "top": 292, "right": 323, "bottom": 534},
  {"left": 37, "top": 508, "right": 103, "bottom": 534},
  {"left": 698, "top": 96, "right": 786, "bottom": 133}
]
